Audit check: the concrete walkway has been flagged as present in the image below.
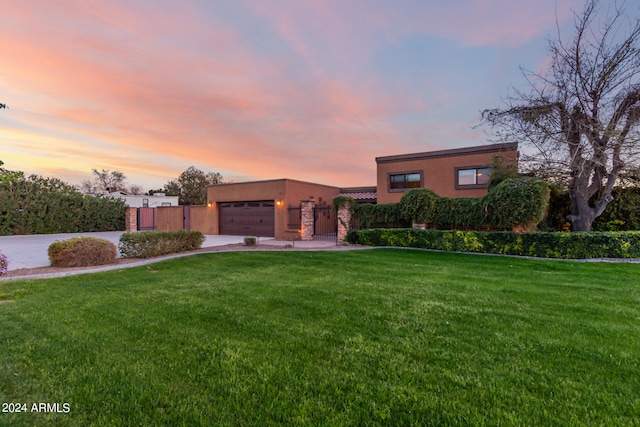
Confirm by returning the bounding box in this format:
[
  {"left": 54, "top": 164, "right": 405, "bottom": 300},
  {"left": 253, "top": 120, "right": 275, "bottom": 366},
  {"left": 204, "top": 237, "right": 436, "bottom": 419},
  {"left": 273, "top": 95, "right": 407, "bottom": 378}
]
[
  {"left": 0, "top": 232, "right": 249, "bottom": 271},
  {"left": 0, "top": 233, "right": 355, "bottom": 281}
]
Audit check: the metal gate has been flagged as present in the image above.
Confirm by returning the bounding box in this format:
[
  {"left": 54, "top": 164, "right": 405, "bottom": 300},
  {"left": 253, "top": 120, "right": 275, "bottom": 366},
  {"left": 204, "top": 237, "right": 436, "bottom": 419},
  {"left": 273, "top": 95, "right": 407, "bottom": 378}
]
[
  {"left": 313, "top": 205, "right": 337, "bottom": 241},
  {"left": 137, "top": 207, "right": 157, "bottom": 231}
]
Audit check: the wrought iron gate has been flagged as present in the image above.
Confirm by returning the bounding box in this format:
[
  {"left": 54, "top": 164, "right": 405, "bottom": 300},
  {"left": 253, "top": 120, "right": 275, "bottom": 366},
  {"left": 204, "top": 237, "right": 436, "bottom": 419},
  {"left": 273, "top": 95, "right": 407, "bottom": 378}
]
[{"left": 313, "top": 205, "right": 337, "bottom": 241}]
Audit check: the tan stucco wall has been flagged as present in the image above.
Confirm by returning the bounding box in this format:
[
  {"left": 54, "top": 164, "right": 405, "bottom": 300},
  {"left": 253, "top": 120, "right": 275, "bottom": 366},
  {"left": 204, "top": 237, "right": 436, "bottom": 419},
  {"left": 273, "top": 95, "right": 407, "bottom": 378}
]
[
  {"left": 376, "top": 147, "right": 518, "bottom": 203},
  {"left": 207, "top": 179, "right": 340, "bottom": 239},
  {"left": 189, "top": 205, "right": 216, "bottom": 235}
]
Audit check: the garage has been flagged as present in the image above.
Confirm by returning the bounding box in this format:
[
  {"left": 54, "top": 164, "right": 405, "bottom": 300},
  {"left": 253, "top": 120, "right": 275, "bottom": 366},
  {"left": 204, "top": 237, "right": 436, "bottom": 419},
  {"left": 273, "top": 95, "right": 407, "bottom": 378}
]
[{"left": 218, "top": 201, "right": 275, "bottom": 237}]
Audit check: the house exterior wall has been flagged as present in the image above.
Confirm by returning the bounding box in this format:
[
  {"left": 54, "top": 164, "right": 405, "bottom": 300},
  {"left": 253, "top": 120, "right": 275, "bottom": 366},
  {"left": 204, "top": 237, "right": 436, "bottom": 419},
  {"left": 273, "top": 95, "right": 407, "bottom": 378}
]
[
  {"left": 189, "top": 205, "right": 216, "bottom": 234},
  {"left": 376, "top": 142, "right": 518, "bottom": 203},
  {"left": 207, "top": 179, "right": 340, "bottom": 239},
  {"left": 115, "top": 194, "right": 179, "bottom": 208}
]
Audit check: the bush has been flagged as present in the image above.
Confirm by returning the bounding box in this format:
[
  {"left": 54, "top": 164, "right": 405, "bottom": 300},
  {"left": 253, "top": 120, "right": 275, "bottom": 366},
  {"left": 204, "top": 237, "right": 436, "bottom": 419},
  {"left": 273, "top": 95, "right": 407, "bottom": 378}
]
[
  {"left": 48, "top": 237, "right": 117, "bottom": 267},
  {"left": 244, "top": 236, "right": 257, "bottom": 246},
  {"left": 345, "top": 228, "right": 640, "bottom": 259},
  {"left": 395, "top": 177, "right": 550, "bottom": 231},
  {"left": 593, "top": 187, "right": 640, "bottom": 231},
  {"left": 398, "top": 189, "right": 439, "bottom": 225},
  {"left": 0, "top": 253, "right": 8, "bottom": 276},
  {"left": 484, "top": 177, "right": 551, "bottom": 231},
  {"left": 119, "top": 230, "right": 205, "bottom": 258},
  {"left": 0, "top": 174, "right": 125, "bottom": 235},
  {"left": 435, "top": 197, "right": 486, "bottom": 230},
  {"left": 352, "top": 203, "right": 409, "bottom": 229}
]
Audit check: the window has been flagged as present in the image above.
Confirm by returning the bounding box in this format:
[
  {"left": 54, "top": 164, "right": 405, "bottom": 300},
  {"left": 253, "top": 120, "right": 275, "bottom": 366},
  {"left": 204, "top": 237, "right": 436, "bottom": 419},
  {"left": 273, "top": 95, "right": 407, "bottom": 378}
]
[
  {"left": 389, "top": 172, "right": 422, "bottom": 190},
  {"left": 142, "top": 198, "right": 149, "bottom": 207},
  {"left": 456, "top": 167, "right": 490, "bottom": 187}
]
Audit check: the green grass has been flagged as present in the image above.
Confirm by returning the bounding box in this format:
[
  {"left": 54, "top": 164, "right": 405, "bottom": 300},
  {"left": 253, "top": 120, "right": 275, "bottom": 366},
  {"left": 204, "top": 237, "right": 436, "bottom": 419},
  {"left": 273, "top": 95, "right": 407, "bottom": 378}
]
[{"left": 0, "top": 249, "right": 639, "bottom": 426}]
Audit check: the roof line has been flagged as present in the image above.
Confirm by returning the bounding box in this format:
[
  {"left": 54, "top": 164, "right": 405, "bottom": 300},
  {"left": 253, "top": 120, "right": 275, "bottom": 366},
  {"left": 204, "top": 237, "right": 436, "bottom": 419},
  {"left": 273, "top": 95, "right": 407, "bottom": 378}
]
[{"left": 376, "top": 142, "right": 518, "bottom": 164}]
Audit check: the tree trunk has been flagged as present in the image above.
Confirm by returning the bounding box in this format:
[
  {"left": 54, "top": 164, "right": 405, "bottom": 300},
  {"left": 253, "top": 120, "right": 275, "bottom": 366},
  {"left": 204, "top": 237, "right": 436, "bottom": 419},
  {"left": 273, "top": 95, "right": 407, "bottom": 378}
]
[
  {"left": 567, "top": 212, "right": 594, "bottom": 232},
  {"left": 567, "top": 176, "right": 596, "bottom": 231}
]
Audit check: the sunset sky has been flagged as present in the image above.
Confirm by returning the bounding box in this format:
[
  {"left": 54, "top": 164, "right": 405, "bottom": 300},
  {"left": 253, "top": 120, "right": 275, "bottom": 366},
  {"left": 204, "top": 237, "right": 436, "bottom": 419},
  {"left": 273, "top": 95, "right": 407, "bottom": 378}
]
[{"left": 2, "top": 0, "right": 632, "bottom": 190}]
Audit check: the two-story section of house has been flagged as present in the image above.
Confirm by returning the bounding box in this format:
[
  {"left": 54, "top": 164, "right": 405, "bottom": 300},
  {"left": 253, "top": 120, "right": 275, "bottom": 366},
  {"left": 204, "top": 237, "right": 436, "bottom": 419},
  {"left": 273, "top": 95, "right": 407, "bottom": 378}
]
[{"left": 375, "top": 142, "right": 518, "bottom": 203}]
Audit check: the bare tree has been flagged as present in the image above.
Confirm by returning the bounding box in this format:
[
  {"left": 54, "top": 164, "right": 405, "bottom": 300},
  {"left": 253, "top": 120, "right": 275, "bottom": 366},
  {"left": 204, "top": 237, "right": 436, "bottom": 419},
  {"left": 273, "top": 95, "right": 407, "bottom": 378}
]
[
  {"left": 483, "top": 0, "right": 640, "bottom": 231},
  {"left": 79, "top": 179, "right": 95, "bottom": 194},
  {"left": 92, "top": 169, "right": 127, "bottom": 192},
  {"left": 127, "top": 184, "right": 144, "bottom": 195}
]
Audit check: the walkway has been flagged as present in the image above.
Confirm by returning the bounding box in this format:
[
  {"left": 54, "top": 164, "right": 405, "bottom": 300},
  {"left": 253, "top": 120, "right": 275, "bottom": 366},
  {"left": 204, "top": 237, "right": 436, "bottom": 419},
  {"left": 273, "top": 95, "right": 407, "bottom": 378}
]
[
  {"left": 0, "top": 233, "right": 355, "bottom": 281},
  {"left": 0, "top": 232, "right": 252, "bottom": 271}
]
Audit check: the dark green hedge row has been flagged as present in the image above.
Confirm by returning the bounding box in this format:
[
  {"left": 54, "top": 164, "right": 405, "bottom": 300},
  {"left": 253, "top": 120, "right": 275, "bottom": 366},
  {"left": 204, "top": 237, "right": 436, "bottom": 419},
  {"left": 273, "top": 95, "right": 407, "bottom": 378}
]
[
  {"left": 398, "top": 177, "right": 551, "bottom": 231},
  {"left": 351, "top": 203, "right": 410, "bottom": 229},
  {"left": 119, "top": 230, "right": 205, "bottom": 258},
  {"left": 0, "top": 176, "right": 125, "bottom": 235},
  {"left": 538, "top": 186, "right": 640, "bottom": 232},
  {"left": 345, "top": 228, "right": 640, "bottom": 259}
]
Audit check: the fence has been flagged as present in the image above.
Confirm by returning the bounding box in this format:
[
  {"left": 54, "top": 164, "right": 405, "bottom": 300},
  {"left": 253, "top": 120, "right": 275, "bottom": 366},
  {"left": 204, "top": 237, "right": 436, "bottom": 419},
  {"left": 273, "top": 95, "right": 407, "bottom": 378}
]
[
  {"left": 130, "top": 205, "right": 215, "bottom": 234},
  {"left": 313, "top": 205, "right": 337, "bottom": 241}
]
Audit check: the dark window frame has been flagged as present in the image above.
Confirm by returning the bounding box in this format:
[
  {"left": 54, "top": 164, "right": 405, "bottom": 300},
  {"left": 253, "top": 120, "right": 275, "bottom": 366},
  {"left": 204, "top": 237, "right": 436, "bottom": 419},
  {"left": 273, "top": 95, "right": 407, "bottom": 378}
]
[
  {"left": 455, "top": 165, "right": 491, "bottom": 189},
  {"left": 387, "top": 170, "right": 423, "bottom": 192}
]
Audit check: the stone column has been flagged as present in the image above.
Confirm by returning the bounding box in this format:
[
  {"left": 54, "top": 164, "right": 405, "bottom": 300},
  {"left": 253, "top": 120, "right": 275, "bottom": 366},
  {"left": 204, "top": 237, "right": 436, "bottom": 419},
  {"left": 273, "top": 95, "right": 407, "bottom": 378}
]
[
  {"left": 300, "top": 200, "right": 314, "bottom": 241},
  {"left": 125, "top": 207, "right": 138, "bottom": 232},
  {"left": 337, "top": 202, "right": 352, "bottom": 244}
]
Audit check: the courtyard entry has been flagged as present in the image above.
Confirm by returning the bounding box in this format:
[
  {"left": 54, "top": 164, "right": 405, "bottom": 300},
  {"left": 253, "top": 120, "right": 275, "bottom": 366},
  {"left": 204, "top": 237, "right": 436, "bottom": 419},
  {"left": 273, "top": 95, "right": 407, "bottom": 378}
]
[{"left": 313, "top": 205, "right": 337, "bottom": 241}]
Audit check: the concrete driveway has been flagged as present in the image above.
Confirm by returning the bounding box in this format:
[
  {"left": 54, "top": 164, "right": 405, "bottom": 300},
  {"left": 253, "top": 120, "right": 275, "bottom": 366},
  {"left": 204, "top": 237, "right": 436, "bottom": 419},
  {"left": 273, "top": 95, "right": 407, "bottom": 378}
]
[{"left": 0, "top": 232, "right": 248, "bottom": 271}]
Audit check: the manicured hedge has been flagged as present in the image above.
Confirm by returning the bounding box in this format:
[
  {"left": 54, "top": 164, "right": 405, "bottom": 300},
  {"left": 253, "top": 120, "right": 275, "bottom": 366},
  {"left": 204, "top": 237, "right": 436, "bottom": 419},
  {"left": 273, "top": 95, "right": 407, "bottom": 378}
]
[
  {"left": 48, "top": 237, "right": 117, "bottom": 267},
  {"left": 345, "top": 228, "right": 640, "bottom": 259},
  {"left": 0, "top": 175, "right": 125, "bottom": 235},
  {"left": 119, "top": 230, "right": 205, "bottom": 258},
  {"left": 352, "top": 203, "right": 409, "bottom": 229},
  {"left": 395, "top": 177, "right": 550, "bottom": 231}
]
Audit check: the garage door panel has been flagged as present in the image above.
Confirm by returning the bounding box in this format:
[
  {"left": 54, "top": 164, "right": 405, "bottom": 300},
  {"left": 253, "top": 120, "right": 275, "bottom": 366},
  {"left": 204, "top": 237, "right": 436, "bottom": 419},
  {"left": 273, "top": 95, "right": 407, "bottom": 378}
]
[{"left": 219, "top": 201, "right": 274, "bottom": 237}]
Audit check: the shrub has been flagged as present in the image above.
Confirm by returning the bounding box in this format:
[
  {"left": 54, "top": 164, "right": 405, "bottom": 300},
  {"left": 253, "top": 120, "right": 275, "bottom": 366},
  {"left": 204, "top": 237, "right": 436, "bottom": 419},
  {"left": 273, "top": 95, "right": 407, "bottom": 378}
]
[
  {"left": 244, "top": 236, "right": 257, "bottom": 246},
  {"left": 345, "top": 228, "right": 640, "bottom": 259},
  {"left": 399, "top": 189, "right": 439, "bottom": 225},
  {"left": 435, "top": 197, "right": 486, "bottom": 230},
  {"left": 119, "top": 230, "right": 205, "bottom": 258},
  {"left": 538, "top": 185, "right": 572, "bottom": 232},
  {"left": 352, "top": 203, "right": 409, "bottom": 229},
  {"left": 392, "top": 177, "right": 550, "bottom": 231},
  {"left": 0, "top": 174, "right": 126, "bottom": 235},
  {"left": 0, "top": 253, "right": 8, "bottom": 276},
  {"left": 484, "top": 177, "right": 550, "bottom": 231},
  {"left": 48, "top": 237, "right": 117, "bottom": 267},
  {"left": 593, "top": 187, "right": 640, "bottom": 231}
]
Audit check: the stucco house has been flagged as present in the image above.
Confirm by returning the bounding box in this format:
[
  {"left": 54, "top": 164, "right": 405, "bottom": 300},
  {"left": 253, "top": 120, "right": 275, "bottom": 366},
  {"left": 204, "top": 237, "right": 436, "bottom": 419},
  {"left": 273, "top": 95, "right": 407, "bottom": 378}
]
[
  {"left": 206, "top": 142, "right": 518, "bottom": 237},
  {"left": 108, "top": 192, "right": 179, "bottom": 208},
  {"left": 375, "top": 142, "right": 518, "bottom": 203}
]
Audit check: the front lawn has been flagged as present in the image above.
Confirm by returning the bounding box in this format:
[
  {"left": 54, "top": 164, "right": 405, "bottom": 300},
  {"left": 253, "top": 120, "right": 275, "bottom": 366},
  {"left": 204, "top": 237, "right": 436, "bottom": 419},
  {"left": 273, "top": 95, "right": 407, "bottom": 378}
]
[{"left": 1, "top": 249, "right": 639, "bottom": 426}]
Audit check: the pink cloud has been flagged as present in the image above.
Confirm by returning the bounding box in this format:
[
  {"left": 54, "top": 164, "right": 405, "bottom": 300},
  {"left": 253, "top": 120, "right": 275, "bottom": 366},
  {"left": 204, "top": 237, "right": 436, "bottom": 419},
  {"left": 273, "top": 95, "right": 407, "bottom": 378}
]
[{"left": 3, "top": 0, "right": 561, "bottom": 190}]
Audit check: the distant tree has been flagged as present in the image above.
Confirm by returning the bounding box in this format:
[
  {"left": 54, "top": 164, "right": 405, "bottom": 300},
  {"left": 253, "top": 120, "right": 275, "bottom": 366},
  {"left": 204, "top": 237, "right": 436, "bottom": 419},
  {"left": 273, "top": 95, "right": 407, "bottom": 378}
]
[
  {"left": 146, "top": 188, "right": 166, "bottom": 196},
  {"left": 127, "top": 184, "right": 144, "bottom": 195},
  {"left": 79, "top": 179, "right": 95, "bottom": 194},
  {"left": 164, "top": 166, "right": 223, "bottom": 205},
  {"left": 482, "top": 0, "right": 640, "bottom": 231},
  {"left": 0, "top": 103, "right": 6, "bottom": 109},
  {"left": 92, "top": 169, "right": 126, "bottom": 192},
  {"left": 0, "top": 160, "right": 24, "bottom": 183}
]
